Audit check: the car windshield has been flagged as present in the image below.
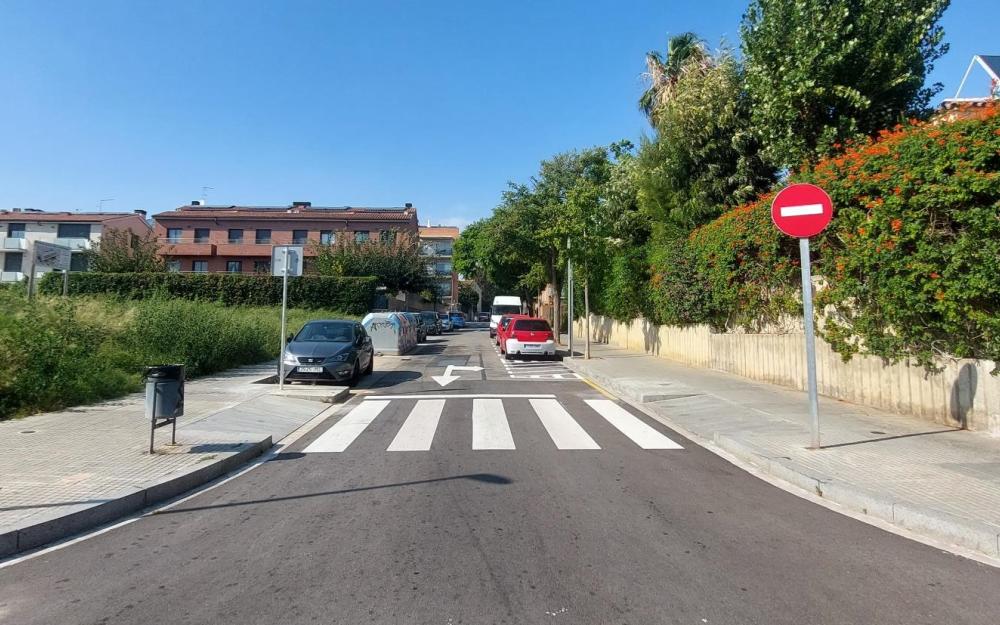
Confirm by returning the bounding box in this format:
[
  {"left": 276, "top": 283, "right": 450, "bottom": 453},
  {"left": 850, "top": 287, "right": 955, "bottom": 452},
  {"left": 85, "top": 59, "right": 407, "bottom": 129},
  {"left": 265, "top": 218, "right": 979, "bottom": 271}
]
[
  {"left": 420, "top": 312, "right": 436, "bottom": 320},
  {"left": 493, "top": 305, "right": 521, "bottom": 315},
  {"left": 438, "top": 313, "right": 448, "bottom": 319},
  {"left": 513, "top": 319, "right": 550, "bottom": 332},
  {"left": 295, "top": 322, "right": 354, "bottom": 342}
]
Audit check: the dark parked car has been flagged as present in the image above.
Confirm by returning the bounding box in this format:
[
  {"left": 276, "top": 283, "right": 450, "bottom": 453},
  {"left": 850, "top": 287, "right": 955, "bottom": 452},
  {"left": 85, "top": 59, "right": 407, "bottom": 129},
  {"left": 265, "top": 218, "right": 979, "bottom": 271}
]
[
  {"left": 280, "top": 319, "right": 373, "bottom": 385},
  {"left": 477, "top": 312, "right": 490, "bottom": 322},
  {"left": 419, "top": 310, "right": 442, "bottom": 335}
]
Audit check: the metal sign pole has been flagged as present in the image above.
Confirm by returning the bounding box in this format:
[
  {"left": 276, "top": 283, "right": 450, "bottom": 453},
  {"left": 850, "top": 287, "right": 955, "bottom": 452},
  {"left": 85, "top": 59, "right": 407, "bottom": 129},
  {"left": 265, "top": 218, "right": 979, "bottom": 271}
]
[
  {"left": 62, "top": 269, "right": 69, "bottom": 296},
  {"left": 799, "top": 237, "right": 820, "bottom": 449},
  {"left": 567, "top": 238, "right": 574, "bottom": 357},
  {"left": 279, "top": 247, "right": 289, "bottom": 391},
  {"left": 26, "top": 255, "right": 36, "bottom": 301}
]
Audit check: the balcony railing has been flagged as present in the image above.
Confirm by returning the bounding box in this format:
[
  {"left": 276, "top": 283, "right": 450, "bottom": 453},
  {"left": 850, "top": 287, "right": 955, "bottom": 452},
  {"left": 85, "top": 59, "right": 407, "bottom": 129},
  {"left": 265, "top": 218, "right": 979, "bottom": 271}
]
[{"left": 0, "top": 236, "right": 27, "bottom": 250}]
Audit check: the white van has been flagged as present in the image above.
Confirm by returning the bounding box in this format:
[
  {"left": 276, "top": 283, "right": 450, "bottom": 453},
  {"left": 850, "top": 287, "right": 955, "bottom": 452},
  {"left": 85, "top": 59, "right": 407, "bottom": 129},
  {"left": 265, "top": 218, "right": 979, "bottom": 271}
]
[{"left": 489, "top": 295, "right": 523, "bottom": 337}]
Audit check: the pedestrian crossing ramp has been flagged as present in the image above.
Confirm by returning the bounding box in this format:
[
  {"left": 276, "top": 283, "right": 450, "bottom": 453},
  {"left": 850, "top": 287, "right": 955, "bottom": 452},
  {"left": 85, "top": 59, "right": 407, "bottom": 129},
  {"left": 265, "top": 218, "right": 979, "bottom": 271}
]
[{"left": 303, "top": 395, "right": 683, "bottom": 453}]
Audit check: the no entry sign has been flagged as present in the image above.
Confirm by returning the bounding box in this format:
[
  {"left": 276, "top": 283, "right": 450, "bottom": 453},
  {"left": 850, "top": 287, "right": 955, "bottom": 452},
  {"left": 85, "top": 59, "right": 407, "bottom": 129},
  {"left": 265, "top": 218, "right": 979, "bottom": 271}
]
[{"left": 771, "top": 183, "right": 833, "bottom": 238}]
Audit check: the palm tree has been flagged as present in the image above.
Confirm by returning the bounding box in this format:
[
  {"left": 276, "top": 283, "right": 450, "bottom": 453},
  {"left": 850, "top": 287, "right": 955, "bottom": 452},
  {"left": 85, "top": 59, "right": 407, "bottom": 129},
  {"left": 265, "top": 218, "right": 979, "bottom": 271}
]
[{"left": 639, "top": 32, "right": 709, "bottom": 125}]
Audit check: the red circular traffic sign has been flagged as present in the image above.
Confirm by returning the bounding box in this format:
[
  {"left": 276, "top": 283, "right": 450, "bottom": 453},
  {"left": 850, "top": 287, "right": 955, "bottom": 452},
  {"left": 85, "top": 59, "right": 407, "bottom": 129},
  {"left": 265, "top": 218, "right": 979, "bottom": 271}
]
[{"left": 770, "top": 183, "right": 833, "bottom": 238}]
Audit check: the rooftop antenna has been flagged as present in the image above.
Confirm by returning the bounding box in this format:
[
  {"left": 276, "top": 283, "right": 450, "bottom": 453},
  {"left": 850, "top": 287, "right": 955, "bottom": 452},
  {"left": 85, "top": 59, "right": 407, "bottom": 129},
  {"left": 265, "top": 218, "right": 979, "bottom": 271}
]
[
  {"left": 201, "top": 186, "right": 214, "bottom": 203},
  {"left": 98, "top": 198, "right": 115, "bottom": 211}
]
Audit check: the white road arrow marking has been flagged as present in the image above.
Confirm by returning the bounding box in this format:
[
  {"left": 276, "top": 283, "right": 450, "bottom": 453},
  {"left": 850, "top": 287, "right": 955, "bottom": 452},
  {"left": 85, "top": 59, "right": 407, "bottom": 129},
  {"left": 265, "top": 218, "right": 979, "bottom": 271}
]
[{"left": 431, "top": 364, "right": 484, "bottom": 387}]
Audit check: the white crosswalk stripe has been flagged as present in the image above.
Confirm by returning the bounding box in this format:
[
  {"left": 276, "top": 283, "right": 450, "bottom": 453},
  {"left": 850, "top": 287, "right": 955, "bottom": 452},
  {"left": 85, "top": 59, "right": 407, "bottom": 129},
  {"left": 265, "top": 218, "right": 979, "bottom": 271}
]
[
  {"left": 303, "top": 397, "right": 682, "bottom": 453},
  {"left": 472, "top": 399, "right": 516, "bottom": 450},
  {"left": 585, "top": 400, "right": 684, "bottom": 450},
  {"left": 302, "top": 400, "right": 390, "bottom": 453},
  {"left": 529, "top": 399, "right": 600, "bottom": 450},
  {"left": 387, "top": 399, "right": 444, "bottom": 451}
]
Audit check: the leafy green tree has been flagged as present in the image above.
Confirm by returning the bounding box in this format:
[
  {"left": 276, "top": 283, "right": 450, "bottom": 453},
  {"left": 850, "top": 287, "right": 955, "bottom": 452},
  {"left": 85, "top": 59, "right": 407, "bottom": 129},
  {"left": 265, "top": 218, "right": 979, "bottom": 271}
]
[
  {"left": 638, "top": 50, "right": 774, "bottom": 238},
  {"left": 639, "top": 32, "right": 709, "bottom": 125},
  {"left": 85, "top": 228, "right": 165, "bottom": 273},
  {"left": 741, "top": 0, "right": 949, "bottom": 168},
  {"left": 312, "top": 232, "right": 430, "bottom": 294}
]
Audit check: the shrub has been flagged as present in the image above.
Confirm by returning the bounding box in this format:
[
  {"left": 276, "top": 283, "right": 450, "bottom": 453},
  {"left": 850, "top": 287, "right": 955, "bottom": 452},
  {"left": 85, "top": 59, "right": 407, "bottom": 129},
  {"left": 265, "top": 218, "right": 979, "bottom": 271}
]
[
  {"left": 798, "top": 104, "right": 1000, "bottom": 370},
  {"left": 37, "top": 272, "right": 377, "bottom": 315},
  {"left": 0, "top": 291, "right": 358, "bottom": 419}
]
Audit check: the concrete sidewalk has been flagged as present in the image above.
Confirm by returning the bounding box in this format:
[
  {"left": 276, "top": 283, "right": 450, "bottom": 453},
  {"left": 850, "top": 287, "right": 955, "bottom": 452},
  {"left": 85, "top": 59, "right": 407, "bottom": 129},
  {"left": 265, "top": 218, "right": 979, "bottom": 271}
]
[
  {"left": 0, "top": 364, "right": 344, "bottom": 557},
  {"left": 562, "top": 341, "right": 1000, "bottom": 561}
]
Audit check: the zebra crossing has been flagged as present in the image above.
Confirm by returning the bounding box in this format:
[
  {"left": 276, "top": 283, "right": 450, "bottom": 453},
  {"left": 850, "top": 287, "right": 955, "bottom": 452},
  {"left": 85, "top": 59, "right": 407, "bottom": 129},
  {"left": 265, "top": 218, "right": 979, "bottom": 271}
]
[
  {"left": 302, "top": 396, "right": 683, "bottom": 453},
  {"left": 493, "top": 345, "right": 582, "bottom": 380}
]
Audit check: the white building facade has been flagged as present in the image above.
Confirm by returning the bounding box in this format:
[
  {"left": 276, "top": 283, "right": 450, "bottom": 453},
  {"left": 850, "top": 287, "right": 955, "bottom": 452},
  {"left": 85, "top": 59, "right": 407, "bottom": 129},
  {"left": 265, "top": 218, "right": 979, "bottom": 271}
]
[{"left": 0, "top": 209, "right": 151, "bottom": 283}]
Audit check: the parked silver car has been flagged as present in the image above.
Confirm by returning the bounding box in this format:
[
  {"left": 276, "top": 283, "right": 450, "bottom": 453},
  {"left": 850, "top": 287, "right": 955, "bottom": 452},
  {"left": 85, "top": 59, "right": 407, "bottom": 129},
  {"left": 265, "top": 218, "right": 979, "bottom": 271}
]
[{"left": 280, "top": 319, "right": 374, "bottom": 385}]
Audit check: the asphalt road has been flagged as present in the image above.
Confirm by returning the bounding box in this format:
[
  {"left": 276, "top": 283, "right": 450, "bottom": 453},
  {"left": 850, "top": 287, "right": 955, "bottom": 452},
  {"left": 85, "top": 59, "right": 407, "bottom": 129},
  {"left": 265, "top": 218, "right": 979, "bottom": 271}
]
[{"left": 2, "top": 329, "right": 999, "bottom": 624}]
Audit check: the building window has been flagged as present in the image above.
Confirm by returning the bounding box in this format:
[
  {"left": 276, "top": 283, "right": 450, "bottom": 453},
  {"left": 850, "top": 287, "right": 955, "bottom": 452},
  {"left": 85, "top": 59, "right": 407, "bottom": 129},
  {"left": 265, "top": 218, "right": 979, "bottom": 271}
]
[
  {"left": 166, "top": 260, "right": 181, "bottom": 273},
  {"left": 57, "top": 223, "right": 91, "bottom": 238},
  {"left": 6, "top": 223, "right": 25, "bottom": 238},
  {"left": 354, "top": 231, "right": 369, "bottom": 243},
  {"left": 194, "top": 228, "right": 210, "bottom": 243},
  {"left": 228, "top": 229, "right": 243, "bottom": 243},
  {"left": 255, "top": 229, "right": 271, "bottom": 244},
  {"left": 254, "top": 260, "right": 271, "bottom": 274},
  {"left": 227, "top": 260, "right": 242, "bottom": 273},
  {"left": 166, "top": 228, "right": 182, "bottom": 243},
  {"left": 292, "top": 229, "right": 308, "bottom": 244},
  {"left": 192, "top": 260, "right": 208, "bottom": 273},
  {"left": 320, "top": 230, "right": 334, "bottom": 245},
  {"left": 69, "top": 254, "right": 89, "bottom": 272},
  {"left": 379, "top": 230, "right": 396, "bottom": 243},
  {"left": 3, "top": 252, "right": 23, "bottom": 272}
]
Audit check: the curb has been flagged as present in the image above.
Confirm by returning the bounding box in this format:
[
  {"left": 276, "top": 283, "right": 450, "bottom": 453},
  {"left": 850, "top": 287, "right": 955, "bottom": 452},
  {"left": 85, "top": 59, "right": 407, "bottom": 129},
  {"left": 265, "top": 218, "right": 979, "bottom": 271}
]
[
  {"left": 0, "top": 437, "right": 272, "bottom": 558},
  {"left": 564, "top": 357, "right": 1000, "bottom": 561}
]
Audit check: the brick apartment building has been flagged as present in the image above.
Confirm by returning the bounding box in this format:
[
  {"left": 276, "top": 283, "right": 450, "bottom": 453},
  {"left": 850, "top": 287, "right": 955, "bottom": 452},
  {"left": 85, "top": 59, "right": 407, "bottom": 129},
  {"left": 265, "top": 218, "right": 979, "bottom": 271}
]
[
  {"left": 0, "top": 209, "right": 151, "bottom": 283},
  {"left": 153, "top": 201, "right": 419, "bottom": 273},
  {"left": 418, "top": 225, "right": 460, "bottom": 309}
]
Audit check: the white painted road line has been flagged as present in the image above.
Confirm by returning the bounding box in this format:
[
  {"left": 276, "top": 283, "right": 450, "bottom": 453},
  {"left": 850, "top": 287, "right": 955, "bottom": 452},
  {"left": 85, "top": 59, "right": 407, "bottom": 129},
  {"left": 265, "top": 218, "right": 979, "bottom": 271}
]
[
  {"left": 779, "top": 203, "right": 824, "bottom": 217},
  {"left": 365, "top": 394, "right": 556, "bottom": 400},
  {"left": 303, "top": 400, "right": 390, "bottom": 452},
  {"left": 585, "top": 400, "right": 683, "bottom": 450},
  {"left": 472, "top": 399, "right": 516, "bottom": 450},
  {"left": 387, "top": 400, "right": 444, "bottom": 451},
  {"left": 530, "top": 399, "right": 600, "bottom": 450}
]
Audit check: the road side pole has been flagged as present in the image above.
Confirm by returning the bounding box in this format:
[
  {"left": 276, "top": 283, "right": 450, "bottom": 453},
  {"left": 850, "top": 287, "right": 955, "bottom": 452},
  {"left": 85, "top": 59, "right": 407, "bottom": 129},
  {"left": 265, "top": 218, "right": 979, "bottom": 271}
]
[
  {"left": 62, "top": 269, "right": 69, "bottom": 296},
  {"left": 279, "top": 247, "right": 289, "bottom": 391},
  {"left": 26, "top": 256, "right": 36, "bottom": 301},
  {"left": 567, "top": 238, "right": 574, "bottom": 357},
  {"left": 799, "top": 237, "right": 820, "bottom": 449},
  {"left": 584, "top": 261, "right": 590, "bottom": 360}
]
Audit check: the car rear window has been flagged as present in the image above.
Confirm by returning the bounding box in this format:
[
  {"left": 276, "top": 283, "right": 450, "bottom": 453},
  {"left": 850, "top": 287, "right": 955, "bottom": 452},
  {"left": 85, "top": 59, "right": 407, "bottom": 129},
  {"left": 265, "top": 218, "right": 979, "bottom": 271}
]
[{"left": 513, "top": 319, "right": 551, "bottom": 332}]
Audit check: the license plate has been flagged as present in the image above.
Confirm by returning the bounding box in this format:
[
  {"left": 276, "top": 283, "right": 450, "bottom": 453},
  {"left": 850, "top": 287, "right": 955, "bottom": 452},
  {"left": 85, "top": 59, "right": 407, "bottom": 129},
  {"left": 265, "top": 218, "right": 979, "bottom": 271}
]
[
  {"left": 522, "top": 344, "right": 541, "bottom": 351},
  {"left": 297, "top": 366, "right": 324, "bottom": 373}
]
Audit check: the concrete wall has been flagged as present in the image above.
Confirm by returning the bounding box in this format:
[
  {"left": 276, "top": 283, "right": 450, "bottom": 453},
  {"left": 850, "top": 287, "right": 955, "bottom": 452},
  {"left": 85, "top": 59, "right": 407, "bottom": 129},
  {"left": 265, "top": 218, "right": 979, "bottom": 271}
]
[{"left": 576, "top": 315, "right": 1000, "bottom": 435}]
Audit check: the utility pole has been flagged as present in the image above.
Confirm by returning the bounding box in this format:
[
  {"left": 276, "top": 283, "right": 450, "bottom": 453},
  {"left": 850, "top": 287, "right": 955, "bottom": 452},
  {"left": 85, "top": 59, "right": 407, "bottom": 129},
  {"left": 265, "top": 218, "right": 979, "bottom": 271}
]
[
  {"left": 584, "top": 261, "right": 591, "bottom": 360},
  {"left": 567, "top": 238, "right": 573, "bottom": 357}
]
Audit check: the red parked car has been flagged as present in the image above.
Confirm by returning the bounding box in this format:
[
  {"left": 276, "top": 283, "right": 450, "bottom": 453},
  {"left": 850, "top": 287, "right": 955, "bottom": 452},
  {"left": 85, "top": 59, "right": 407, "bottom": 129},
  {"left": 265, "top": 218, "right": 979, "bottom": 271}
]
[
  {"left": 501, "top": 317, "right": 556, "bottom": 359},
  {"left": 495, "top": 314, "right": 529, "bottom": 350}
]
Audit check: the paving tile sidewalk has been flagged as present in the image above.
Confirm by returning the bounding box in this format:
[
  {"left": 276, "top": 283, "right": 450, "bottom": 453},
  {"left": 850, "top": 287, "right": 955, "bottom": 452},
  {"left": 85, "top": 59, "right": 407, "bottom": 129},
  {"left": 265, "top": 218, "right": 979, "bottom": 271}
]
[
  {"left": 562, "top": 341, "right": 1000, "bottom": 561},
  {"left": 1, "top": 364, "right": 336, "bottom": 556}
]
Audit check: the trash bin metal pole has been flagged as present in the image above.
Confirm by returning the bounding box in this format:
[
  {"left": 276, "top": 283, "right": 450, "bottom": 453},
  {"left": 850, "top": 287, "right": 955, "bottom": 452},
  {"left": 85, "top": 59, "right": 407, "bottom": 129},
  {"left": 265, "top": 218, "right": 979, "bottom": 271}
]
[
  {"left": 149, "top": 383, "right": 157, "bottom": 454},
  {"left": 279, "top": 247, "right": 289, "bottom": 391}
]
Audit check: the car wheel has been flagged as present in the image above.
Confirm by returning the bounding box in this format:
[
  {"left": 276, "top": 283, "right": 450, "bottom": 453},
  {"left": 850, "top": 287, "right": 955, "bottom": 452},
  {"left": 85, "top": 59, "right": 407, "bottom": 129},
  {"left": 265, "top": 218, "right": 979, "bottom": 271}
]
[
  {"left": 364, "top": 354, "right": 374, "bottom": 375},
  {"left": 349, "top": 361, "right": 361, "bottom": 386},
  {"left": 504, "top": 352, "right": 513, "bottom": 361}
]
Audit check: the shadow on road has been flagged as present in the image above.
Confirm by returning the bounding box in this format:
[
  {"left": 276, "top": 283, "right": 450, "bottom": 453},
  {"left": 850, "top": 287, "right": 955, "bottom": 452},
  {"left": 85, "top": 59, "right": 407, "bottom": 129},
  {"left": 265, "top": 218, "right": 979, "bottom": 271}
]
[{"left": 152, "top": 473, "right": 514, "bottom": 515}]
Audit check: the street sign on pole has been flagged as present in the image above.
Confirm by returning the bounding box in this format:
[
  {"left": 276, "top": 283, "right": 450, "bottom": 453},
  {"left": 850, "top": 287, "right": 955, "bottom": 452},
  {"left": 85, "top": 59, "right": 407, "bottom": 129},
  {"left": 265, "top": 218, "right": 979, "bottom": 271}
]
[
  {"left": 273, "top": 245, "right": 304, "bottom": 390},
  {"left": 33, "top": 241, "right": 72, "bottom": 270},
  {"left": 567, "top": 238, "right": 573, "bottom": 357},
  {"left": 771, "top": 183, "right": 834, "bottom": 450}
]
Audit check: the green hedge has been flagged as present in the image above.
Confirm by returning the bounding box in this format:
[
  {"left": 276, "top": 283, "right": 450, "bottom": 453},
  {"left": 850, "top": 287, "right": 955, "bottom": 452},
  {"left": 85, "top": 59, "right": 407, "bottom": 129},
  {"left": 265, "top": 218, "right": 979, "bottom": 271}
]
[{"left": 37, "top": 272, "right": 377, "bottom": 315}]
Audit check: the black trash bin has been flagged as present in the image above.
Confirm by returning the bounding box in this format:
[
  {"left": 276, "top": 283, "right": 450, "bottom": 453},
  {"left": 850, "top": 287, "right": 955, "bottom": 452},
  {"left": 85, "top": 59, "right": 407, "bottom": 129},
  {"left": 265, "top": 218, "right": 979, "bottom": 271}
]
[{"left": 143, "top": 364, "right": 185, "bottom": 419}]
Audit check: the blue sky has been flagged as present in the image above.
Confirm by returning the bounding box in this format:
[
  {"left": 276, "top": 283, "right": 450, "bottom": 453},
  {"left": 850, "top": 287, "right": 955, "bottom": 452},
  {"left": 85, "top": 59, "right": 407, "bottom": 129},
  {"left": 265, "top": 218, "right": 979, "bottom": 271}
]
[{"left": 0, "top": 1, "right": 996, "bottom": 228}]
